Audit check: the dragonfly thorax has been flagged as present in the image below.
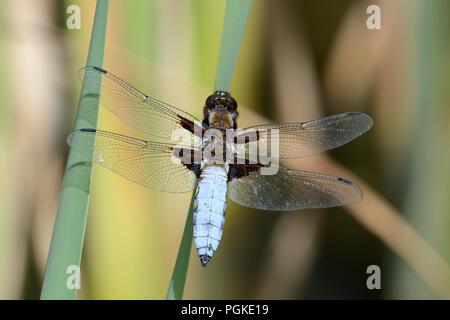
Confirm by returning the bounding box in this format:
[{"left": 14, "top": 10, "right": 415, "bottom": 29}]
[{"left": 201, "top": 130, "right": 236, "bottom": 168}]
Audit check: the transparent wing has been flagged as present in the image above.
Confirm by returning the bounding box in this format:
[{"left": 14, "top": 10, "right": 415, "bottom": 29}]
[
  {"left": 67, "top": 129, "right": 198, "bottom": 193},
  {"left": 79, "top": 66, "right": 203, "bottom": 144},
  {"left": 228, "top": 167, "right": 362, "bottom": 211},
  {"left": 234, "top": 112, "right": 373, "bottom": 159}
]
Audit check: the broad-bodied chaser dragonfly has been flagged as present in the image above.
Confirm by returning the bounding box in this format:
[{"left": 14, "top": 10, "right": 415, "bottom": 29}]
[{"left": 68, "top": 66, "right": 373, "bottom": 266}]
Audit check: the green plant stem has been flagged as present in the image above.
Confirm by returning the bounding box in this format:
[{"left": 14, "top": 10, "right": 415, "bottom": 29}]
[
  {"left": 166, "top": 0, "right": 252, "bottom": 300},
  {"left": 214, "top": 0, "right": 252, "bottom": 92},
  {"left": 40, "top": 0, "right": 108, "bottom": 300},
  {"left": 166, "top": 193, "right": 196, "bottom": 300},
  {"left": 390, "top": 0, "right": 450, "bottom": 299}
]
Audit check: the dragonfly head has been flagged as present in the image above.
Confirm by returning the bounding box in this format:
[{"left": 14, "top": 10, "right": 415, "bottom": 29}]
[{"left": 203, "top": 91, "right": 239, "bottom": 129}]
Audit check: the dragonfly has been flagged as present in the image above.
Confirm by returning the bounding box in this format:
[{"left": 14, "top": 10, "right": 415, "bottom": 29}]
[{"left": 68, "top": 66, "right": 373, "bottom": 267}]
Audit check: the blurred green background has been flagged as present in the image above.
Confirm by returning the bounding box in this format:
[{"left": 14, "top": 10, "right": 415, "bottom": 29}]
[{"left": 0, "top": 0, "right": 450, "bottom": 299}]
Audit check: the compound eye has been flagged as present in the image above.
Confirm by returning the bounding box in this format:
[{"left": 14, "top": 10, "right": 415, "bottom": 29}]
[
  {"left": 205, "top": 97, "right": 214, "bottom": 108},
  {"left": 227, "top": 99, "right": 238, "bottom": 112}
]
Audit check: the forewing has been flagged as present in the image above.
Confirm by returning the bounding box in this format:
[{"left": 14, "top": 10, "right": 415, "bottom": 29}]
[
  {"left": 67, "top": 129, "right": 198, "bottom": 193},
  {"left": 79, "top": 66, "right": 203, "bottom": 144},
  {"left": 228, "top": 167, "right": 362, "bottom": 211},
  {"left": 234, "top": 112, "right": 373, "bottom": 159}
]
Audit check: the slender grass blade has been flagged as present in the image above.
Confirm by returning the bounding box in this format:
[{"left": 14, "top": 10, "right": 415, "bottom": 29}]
[
  {"left": 40, "top": 0, "right": 109, "bottom": 300},
  {"left": 166, "top": 0, "right": 252, "bottom": 300}
]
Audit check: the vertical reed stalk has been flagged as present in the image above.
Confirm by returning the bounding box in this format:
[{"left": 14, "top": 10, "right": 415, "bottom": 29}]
[
  {"left": 41, "top": 0, "right": 108, "bottom": 300},
  {"left": 166, "top": 0, "right": 252, "bottom": 300}
]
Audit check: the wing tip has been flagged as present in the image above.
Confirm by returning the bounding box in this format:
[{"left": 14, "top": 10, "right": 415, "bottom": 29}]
[
  {"left": 346, "top": 111, "right": 374, "bottom": 132},
  {"left": 92, "top": 66, "right": 107, "bottom": 74},
  {"left": 78, "top": 65, "right": 107, "bottom": 77},
  {"left": 77, "top": 65, "right": 107, "bottom": 83},
  {"left": 349, "top": 181, "right": 364, "bottom": 204},
  {"left": 346, "top": 111, "right": 361, "bottom": 116},
  {"left": 337, "top": 176, "right": 353, "bottom": 185},
  {"left": 336, "top": 175, "right": 364, "bottom": 205},
  {"left": 80, "top": 128, "right": 97, "bottom": 133},
  {"left": 67, "top": 128, "right": 97, "bottom": 146}
]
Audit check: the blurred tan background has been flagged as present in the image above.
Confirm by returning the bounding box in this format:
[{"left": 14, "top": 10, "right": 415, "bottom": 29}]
[{"left": 0, "top": 0, "right": 449, "bottom": 299}]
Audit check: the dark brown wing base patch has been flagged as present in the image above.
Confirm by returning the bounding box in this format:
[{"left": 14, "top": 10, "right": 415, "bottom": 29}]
[
  {"left": 173, "top": 147, "right": 202, "bottom": 178},
  {"left": 178, "top": 115, "right": 205, "bottom": 136},
  {"left": 228, "top": 158, "right": 264, "bottom": 181}
]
